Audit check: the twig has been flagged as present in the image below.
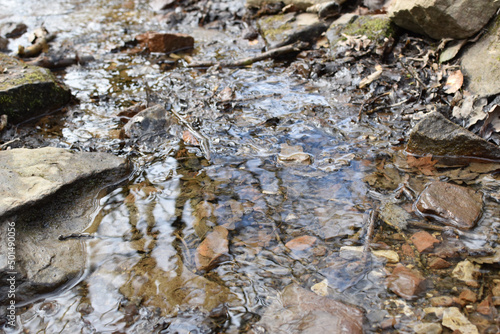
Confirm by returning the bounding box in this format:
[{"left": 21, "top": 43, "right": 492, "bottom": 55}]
[
  {"left": 58, "top": 233, "right": 94, "bottom": 241},
  {"left": 364, "top": 97, "right": 412, "bottom": 115},
  {"left": 0, "top": 138, "right": 20, "bottom": 149},
  {"left": 357, "top": 92, "right": 390, "bottom": 121},
  {"left": 174, "top": 232, "right": 192, "bottom": 264},
  {"left": 399, "top": 57, "right": 426, "bottom": 88},
  {"left": 187, "top": 41, "right": 310, "bottom": 68},
  {"left": 363, "top": 207, "right": 378, "bottom": 255},
  {"left": 166, "top": 107, "right": 211, "bottom": 161}
]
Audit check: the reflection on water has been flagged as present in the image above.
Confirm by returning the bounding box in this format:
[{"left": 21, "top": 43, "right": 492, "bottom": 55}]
[{"left": 2, "top": 0, "right": 500, "bottom": 333}]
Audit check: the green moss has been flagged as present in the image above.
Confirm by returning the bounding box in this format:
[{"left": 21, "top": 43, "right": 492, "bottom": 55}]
[
  {"left": 258, "top": 14, "right": 294, "bottom": 40},
  {"left": 342, "top": 16, "right": 396, "bottom": 41}
]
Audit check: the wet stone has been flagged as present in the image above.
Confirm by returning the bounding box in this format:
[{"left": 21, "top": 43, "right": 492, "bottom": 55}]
[
  {"left": 134, "top": 32, "right": 194, "bottom": 53},
  {"left": 428, "top": 257, "right": 451, "bottom": 269},
  {"left": 195, "top": 226, "right": 229, "bottom": 272},
  {"left": 0, "top": 53, "right": 72, "bottom": 123},
  {"left": 442, "top": 307, "right": 479, "bottom": 334},
  {"left": 285, "top": 235, "right": 317, "bottom": 251},
  {"left": 430, "top": 296, "right": 455, "bottom": 307},
  {"left": 250, "top": 284, "right": 365, "bottom": 334},
  {"left": 476, "top": 296, "right": 496, "bottom": 317},
  {"left": 452, "top": 260, "right": 481, "bottom": 288},
  {"left": 413, "top": 322, "right": 443, "bottom": 334},
  {"left": 411, "top": 230, "right": 440, "bottom": 253},
  {"left": 407, "top": 111, "right": 500, "bottom": 160},
  {"left": 387, "top": 263, "right": 426, "bottom": 300},
  {"left": 415, "top": 181, "right": 483, "bottom": 230}
]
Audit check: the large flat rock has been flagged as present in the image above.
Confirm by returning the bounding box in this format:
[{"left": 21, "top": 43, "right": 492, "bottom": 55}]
[
  {"left": 407, "top": 111, "right": 500, "bottom": 160},
  {"left": 388, "top": 0, "right": 500, "bottom": 40},
  {"left": 0, "top": 53, "right": 71, "bottom": 123},
  {"left": 0, "top": 147, "right": 130, "bottom": 305},
  {"left": 0, "top": 147, "right": 129, "bottom": 218}
]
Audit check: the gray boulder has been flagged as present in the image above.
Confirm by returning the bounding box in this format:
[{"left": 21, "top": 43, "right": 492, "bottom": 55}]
[
  {"left": 0, "top": 53, "right": 72, "bottom": 123},
  {"left": 407, "top": 111, "right": 500, "bottom": 160},
  {"left": 0, "top": 147, "right": 130, "bottom": 305},
  {"left": 461, "top": 15, "right": 500, "bottom": 96},
  {"left": 388, "top": 0, "right": 500, "bottom": 40}
]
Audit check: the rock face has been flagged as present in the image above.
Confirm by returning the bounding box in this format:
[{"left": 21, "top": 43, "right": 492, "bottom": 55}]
[
  {"left": 388, "top": 0, "right": 500, "bottom": 40},
  {"left": 415, "top": 181, "right": 483, "bottom": 230},
  {"left": 407, "top": 111, "right": 500, "bottom": 160},
  {"left": 251, "top": 284, "right": 365, "bottom": 334},
  {"left": 0, "top": 147, "right": 129, "bottom": 218},
  {"left": 0, "top": 53, "right": 71, "bottom": 123},
  {"left": 461, "top": 16, "right": 500, "bottom": 96},
  {"left": 0, "top": 147, "right": 130, "bottom": 305},
  {"left": 257, "top": 13, "right": 329, "bottom": 49}
]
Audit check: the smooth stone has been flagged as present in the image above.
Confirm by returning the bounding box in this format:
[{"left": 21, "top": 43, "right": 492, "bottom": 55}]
[{"left": 415, "top": 181, "right": 483, "bottom": 230}]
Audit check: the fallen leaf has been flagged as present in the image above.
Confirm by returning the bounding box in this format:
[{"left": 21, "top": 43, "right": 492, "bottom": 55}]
[
  {"left": 479, "top": 105, "right": 500, "bottom": 139},
  {"left": 439, "top": 39, "right": 467, "bottom": 63},
  {"left": 285, "top": 235, "right": 317, "bottom": 251},
  {"left": 407, "top": 154, "right": 437, "bottom": 176},
  {"left": 443, "top": 70, "right": 463, "bottom": 94}
]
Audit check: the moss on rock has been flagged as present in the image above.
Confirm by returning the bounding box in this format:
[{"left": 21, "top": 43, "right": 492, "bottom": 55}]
[{"left": 0, "top": 53, "right": 71, "bottom": 123}]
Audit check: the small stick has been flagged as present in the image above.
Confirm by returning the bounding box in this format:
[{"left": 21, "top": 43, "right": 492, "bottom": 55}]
[
  {"left": 187, "top": 41, "right": 309, "bottom": 68},
  {"left": 0, "top": 138, "right": 20, "bottom": 149}
]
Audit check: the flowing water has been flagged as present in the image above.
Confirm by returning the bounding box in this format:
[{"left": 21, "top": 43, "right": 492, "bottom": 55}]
[{"left": 1, "top": 0, "right": 500, "bottom": 333}]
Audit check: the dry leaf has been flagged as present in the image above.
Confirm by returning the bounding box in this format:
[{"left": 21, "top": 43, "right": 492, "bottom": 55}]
[
  {"left": 407, "top": 154, "right": 438, "bottom": 176},
  {"left": 359, "top": 64, "right": 383, "bottom": 88},
  {"left": 443, "top": 70, "right": 463, "bottom": 94},
  {"left": 479, "top": 105, "right": 500, "bottom": 139}
]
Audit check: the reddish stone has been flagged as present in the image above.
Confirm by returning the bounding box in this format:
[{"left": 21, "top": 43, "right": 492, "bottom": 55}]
[
  {"left": 411, "top": 230, "right": 440, "bottom": 253},
  {"left": 401, "top": 243, "right": 414, "bottom": 257},
  {"left": 135, "top": 32, "right": 194, "bottom": 53},
  {"left": 477, "top": 296, "right": 497, "bottom": 317},
  {"left": 387, "top": 264, "right": 426, "bottom": 300},
  {"left": 285, "top": 235, "right": 317, "bottom": 251},
  {"left": 458, "top": 289, "right": 477, "bottom": 304},
  {"left": 195, "top": 226, "right": 229, "bottom": 272},
  {"left": 415, "top": 181, "right": 483, "bottom": 230},
  {"left": 428, "top": 257, "right": 451, "bottom": 269}
]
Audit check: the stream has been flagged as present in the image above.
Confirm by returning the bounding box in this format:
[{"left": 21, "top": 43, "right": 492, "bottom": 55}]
[{"left": 1, "top": 0, "right": 500, "bottom": 333}]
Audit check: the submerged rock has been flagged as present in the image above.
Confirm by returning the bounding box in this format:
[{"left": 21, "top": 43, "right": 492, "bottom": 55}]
[
  {"left": 119, "top": 255, "right": 234, "bottom": 316},
  {"left": 0, "top": 53, "right": 71, "bottom": 123},
  {"left": 387, "top": 264, "right": 426, "bottom": 300},
  {"left": 250, "top": 284, "right": 365, "bottom": 334},
  {"left": 407, "top": 111, "right": 500, "bottom": 160},
  {"left": 415, "top": 181, "right": 483, "bottom": 230},
  {"left": 442, "top": 307, "right": 479, "bottom": 334},
  {"left": 122, "top": 104, "right": 171, "bottom": 139},
  {"left": 257, "top": 13, "right": 329, "bottom": 49},
  {"left": 388, "top": 0, "right": 500, "bottom": 40},
  {"left": 0, "top": 147, "right": 129, "bottom": 304},
  {"left": 461, "top": 15, "right": 500, "bottom": 96},
  {"left": 195, "top": 226, "right": 229, "bottom": 272}
]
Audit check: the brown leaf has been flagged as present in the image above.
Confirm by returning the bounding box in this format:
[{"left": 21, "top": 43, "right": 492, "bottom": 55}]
[
  {"left": 443, "top": 70, "right": 463, "bottom": 94},
  {"left": 407, "top": 155, "right": 437, "bottom": 176},
  {"left": 285, "top": 235, "right": 317, "bottom": 251}
]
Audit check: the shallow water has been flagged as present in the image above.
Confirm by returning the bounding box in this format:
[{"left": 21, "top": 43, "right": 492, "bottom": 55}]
[{"left": 1, "top": 0, "right": 500, "bottom": 333}]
